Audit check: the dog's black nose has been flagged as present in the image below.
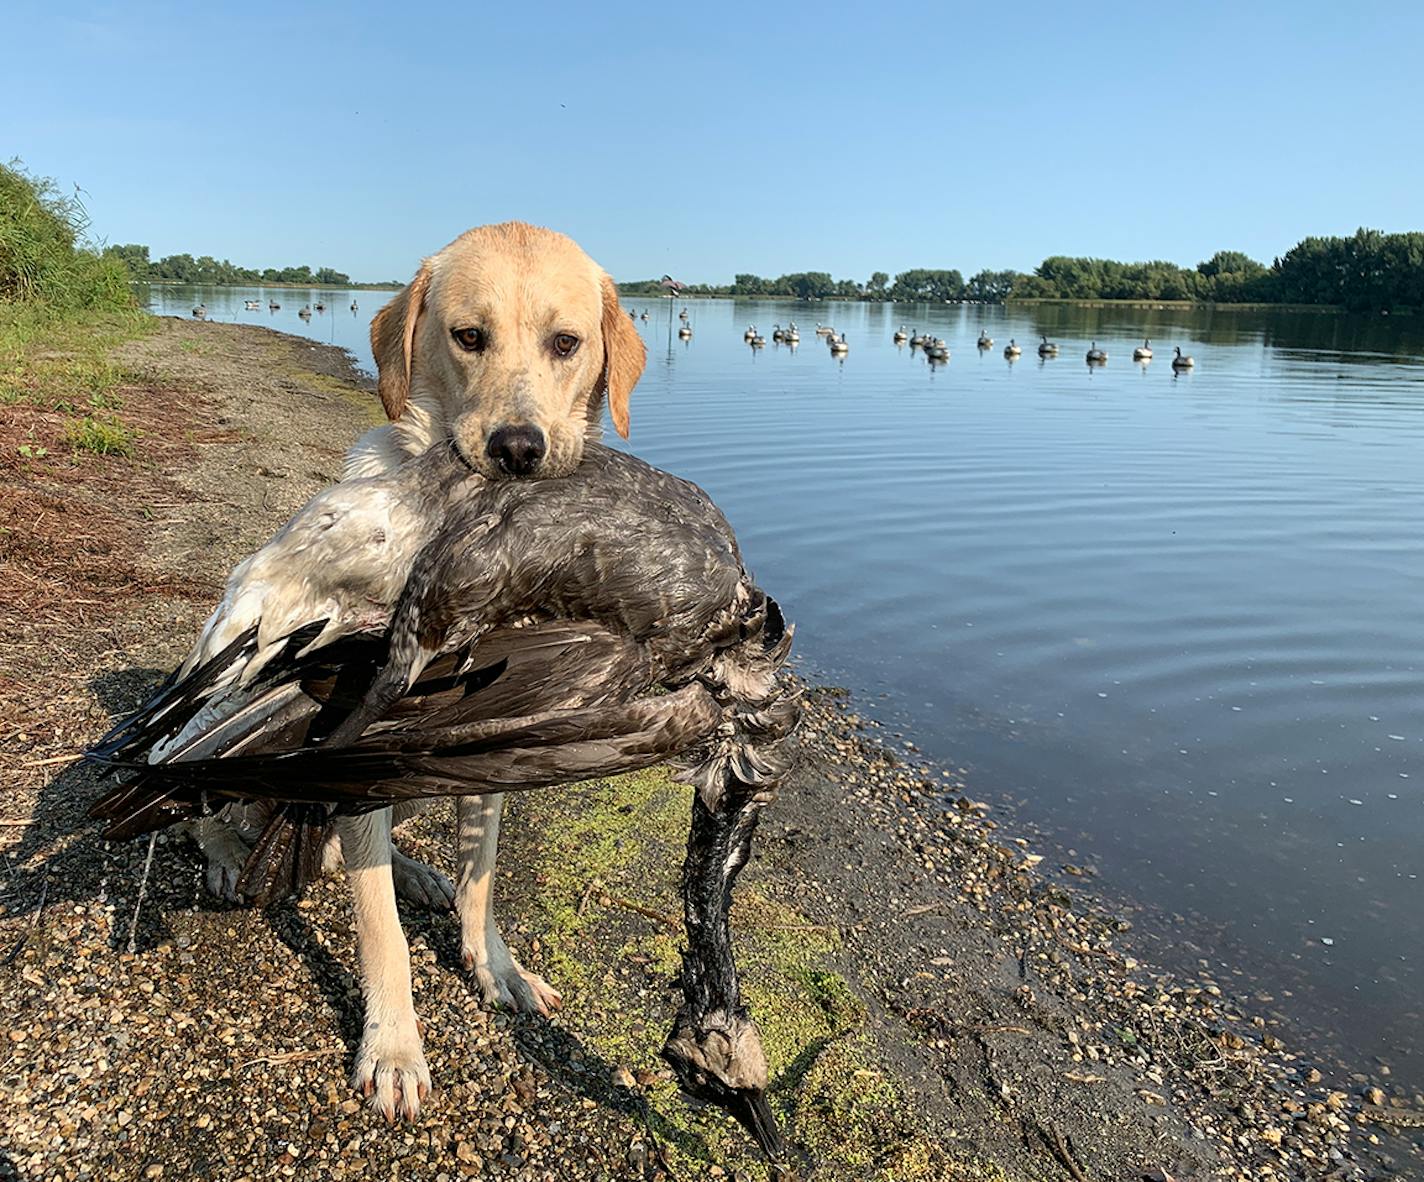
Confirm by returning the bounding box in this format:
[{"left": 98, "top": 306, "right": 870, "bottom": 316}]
[{"left": 486, "top": 425, "right": 547, "bottom": 476}]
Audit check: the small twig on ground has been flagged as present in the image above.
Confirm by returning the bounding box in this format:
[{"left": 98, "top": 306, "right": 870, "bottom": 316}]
[
  {"left": 126, "top": 833, "right": 158, "bottom": 954},
  {"left": 19, "top": 753, "right": 81, "bottom": 768},
  {"left": 604, "top": 893, "right": 679, "bottom": 929}
]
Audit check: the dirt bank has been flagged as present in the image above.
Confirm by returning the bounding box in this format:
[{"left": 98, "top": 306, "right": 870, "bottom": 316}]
[{"left": 0, "top": 317, "right": 1408, "bottom": 1180}]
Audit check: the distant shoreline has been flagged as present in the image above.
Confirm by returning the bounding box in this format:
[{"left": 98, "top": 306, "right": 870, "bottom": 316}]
[
  {"left": 618, "top": 292, "right": 1355, "bottom": 313},
  {"left": 137, "top": 279, "right": 402, "bottom": 293}
]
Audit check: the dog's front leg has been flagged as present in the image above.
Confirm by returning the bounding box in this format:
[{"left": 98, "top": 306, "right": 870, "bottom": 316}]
[
  {"left": 339, "top": 807, "right": 432, "bottom": 1120},
  {"left": 455, "top": 793, "right": 562, "bottom": 1014}
]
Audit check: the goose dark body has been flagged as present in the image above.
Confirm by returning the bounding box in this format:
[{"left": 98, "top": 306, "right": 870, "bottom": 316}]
[{"left": 86, "top": 441, "right": 800, "bottom": 1167}]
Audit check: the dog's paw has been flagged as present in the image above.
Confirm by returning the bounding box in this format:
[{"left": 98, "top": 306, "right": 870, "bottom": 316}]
[
  {"left": 463, "top": 932, "right": 562, "bottom": 1015},
  {"left": 193, "top": 820, "right": 251, "bottom": 903},
  {"left": 351, "top": 1017, "right": 431, "bottom": 1122},
  {"left": 391, "top": 849, "right": 455, "bottom": 911}
]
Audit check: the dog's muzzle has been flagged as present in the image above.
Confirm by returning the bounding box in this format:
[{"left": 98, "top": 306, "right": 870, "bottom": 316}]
[{"left": 486, "top": 424, "right": 547, "bottom": 477}]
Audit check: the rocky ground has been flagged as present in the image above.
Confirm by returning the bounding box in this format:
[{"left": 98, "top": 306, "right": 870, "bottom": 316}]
[{"left": 0, "top": 317, "right": 1417, "bottom": 1180}]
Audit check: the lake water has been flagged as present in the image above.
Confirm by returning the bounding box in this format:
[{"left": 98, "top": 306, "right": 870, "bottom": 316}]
[{"left": 146, "top": 284, "right": 1424, "bottom": 1093}]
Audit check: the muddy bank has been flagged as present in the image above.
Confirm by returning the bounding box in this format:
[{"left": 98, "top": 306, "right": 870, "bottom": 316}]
[{"left": 0, "top": 318, "right": 1409, "bottom": 1180}]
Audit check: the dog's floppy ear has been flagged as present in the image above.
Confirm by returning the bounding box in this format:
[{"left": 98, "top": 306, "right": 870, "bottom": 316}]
[
  {"left": 370, "top": 261, "right": 432, "bottom": 420},
  {"left": 599, "top": 273, "right": 645, "bottom": 439}
]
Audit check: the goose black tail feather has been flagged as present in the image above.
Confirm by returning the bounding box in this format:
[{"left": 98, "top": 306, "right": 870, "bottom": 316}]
[{"left": 236, "top": 802, "right": 331, "bottom": 906}]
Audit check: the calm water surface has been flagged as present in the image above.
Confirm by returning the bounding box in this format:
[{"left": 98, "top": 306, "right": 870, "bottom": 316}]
[{"left": 148, "top": 285, "right": 1424, "bottom": 1091}]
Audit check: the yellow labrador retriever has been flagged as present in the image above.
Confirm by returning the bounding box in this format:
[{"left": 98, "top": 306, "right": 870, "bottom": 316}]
[{"left": 202, "top": 223, "right": 645, "bottom": 1119}]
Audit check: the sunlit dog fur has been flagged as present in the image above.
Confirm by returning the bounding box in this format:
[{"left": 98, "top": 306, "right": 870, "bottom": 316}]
[{"left": 190, "top": 222, "right": 645, "bottom": 1119}]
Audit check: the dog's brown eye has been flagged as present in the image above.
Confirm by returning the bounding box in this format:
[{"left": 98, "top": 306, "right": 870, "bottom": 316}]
[
  {"left": 451, "top": 326, "right": 485, "bottom": 353},
  {"left": 552, "top": 332, "right": 580, "bottom": 357}
]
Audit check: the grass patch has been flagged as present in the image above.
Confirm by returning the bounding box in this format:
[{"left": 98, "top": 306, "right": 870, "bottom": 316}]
[
  {"left": 66, "top": 414, "right": 134, "bottom": 456},
  {"left": 515, "top": 767, "right": 985, "bottom": 1179}
]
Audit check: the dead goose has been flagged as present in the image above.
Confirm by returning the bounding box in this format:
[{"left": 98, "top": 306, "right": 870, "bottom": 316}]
[
  {"left": 86, "top": 441, "right": 799, "bottom": 1163},
  {"left": 1172, "top": 345, "right": 1195, "bottom": 369},
  {"left": 976, "top": 329, "right": 993, "bottom": 348},
  {"left": 1086, "top": 341, "right": 1108, "bottom": 364},
  {"left": 1004, "top": 338, "right": 1022, "bottom": 358},
  {"left": 1037, "top": 335, "right": 1058, "bottom": 356},
  {"left": 1133, "top": 338, "right": 1152, "bottom": 360}
]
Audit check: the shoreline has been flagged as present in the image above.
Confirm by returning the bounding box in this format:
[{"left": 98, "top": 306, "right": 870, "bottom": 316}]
[{"left": 0, "top": 317, "right": 1410, "bottom": 1179}]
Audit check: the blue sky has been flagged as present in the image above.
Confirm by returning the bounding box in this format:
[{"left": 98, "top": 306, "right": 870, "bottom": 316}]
[{"left": 6, "top": 0, "right": 1421, "bottom": 284}]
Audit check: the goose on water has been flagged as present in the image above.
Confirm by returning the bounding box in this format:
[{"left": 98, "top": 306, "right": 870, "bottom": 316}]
[
  {"left": 815, "top": 323, "right": 833, "bottom": 336},
  {"left": 1172, "top": 345, "right": 1195, "bottom": 369},
  {"left": 87, "top": 441, "right": 799, "bottom": 1165},
  {"left": 925, "top": 338, "right": 949, "bottom": 362},
  {"left": 829, "top": 332, "right": 849, "bottom": 354},
  {"left": 909, "top": 330, "right": 929, "bottom": 348},
  {"left": 192, "top": 303, "right": 207, "bottom": 319},
  {"left": 743, "top": 325, "right": 757, "bottom": 341},
  {"left": 678, "top": 323, "right": 693, "bottom": 339},
  {"left": 749, "top": 333, "right": 766, "bottom": 347},
  {"left": 1133, "top": 338, "right": 1152, "bottom": 360},
  {"left": 269, "top": 300, "right": 280, "bottom": 311},
  {"left": 1037, "top": 335, "right": 1058, "bottom": 356},
  {"left": 976, "top": 330, "right": 993, "bottom": 348},
  {"left": 893, "top": 326, "right": 908, "bottom": 343},
  {"left": 782, "top": 322, "right": 799, "bottom": 343},
  {"left": 1086, "top": 341, "right": 1108, "bottom": 364},
  {"left": 298, "top": 305, "right": 312, "bottom": 319},
  {"left": 1004, "top": 338, "right": 1022, "bottom": 358}
]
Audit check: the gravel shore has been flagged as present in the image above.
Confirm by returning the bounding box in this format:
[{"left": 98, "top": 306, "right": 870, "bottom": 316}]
[{"left": 0, "top": 318, "right": 1412, "bottom": 1180}]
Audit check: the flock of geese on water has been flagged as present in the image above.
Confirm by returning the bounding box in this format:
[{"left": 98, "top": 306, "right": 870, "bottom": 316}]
[
  {"left": 191, "top": 299, "right": 363, "bottom": 321},
  {"left": 633, "top": 305, "right": 1197, "bottom": 369}
]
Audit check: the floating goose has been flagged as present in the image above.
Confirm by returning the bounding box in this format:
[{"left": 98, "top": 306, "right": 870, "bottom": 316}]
[
  {"left": 815, "top": 323, "right": 833, "bottom": 336},
  {"left": 771, "top": 324, "right": 785, "bottom": 342},
  {"left": 298, "top": 305, "right": 312, "bottom": 319},
  {"left": 1086, "top": 341, "right": 1108, "bottom": 364},
  {"left": 1004, "top": 338, "right": 1022, "bottom": 358},
  {"left": 87, "top": 441, "right": 799, "bottom": 1166},
  {"left": 1037, "top": 335, "right": 1058, "bottom": 356},
  {"left": 679, "top": 307, "right": 689, "bottom": 320},
  {"left": 782, "top": 322, "right": 799, "bottom": 343},
  {"left": 269, "top": 300, "right": 280, "bottom": 311},
  {"left": 976, "top": 330, "right": 993, "bottom": 348},
  {"left": 1133, "top": 338, "right": 1152, "bottom": 360},
  {"left": 351, "top": 300, "right": 359, "bottom": 312},
  {"left": 829, "top": 333, "right": 849, "bottom": 354},
  {"left": 1172, "top": 346, "right": 1194, "bottom": 369},
  {"left": 909, "top": 330, "right": 929, "bottom": 348},
  {"left": 925, "top": 338, "right": 949, "bottom": 362},
  {"left": 314, "top": 302, "right": 326, "bottom": 313},
  {"left": 893, "top": 326, "right": 908, "bottom": 343},
  {"left": 749, "top": 333, "right": 766, "bottom": 348},
  {"left": 192, "top": 303, "right": 207, "bottom": 319},
  {"left": 743, "top": 325, "right": 757, "bottom": 341},
  {"left": 629, "top": 308, "right": 637, "bottom": 320},
  {"left": 640, "top": 311, "right": 648, "bottom": 321},
  {"left": 244, "top": 299, "right": 261, "bottom": 311},
  {"left": 678, "top": 323, "right": 693, "bottom": 339}
]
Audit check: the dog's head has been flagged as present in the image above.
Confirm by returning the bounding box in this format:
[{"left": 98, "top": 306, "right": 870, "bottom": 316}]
[{"left": 371, "top": 222, "right": 646, "bottom": 479}]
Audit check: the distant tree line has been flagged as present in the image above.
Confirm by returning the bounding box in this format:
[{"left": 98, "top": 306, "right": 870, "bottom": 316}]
[
  {"left": 619, "top": 229, "right": 1424, "bottom": 313},
  {"left": 102, "top": 243, "right": 399, "bottom": 288}
]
